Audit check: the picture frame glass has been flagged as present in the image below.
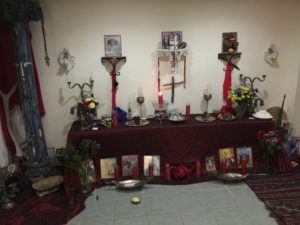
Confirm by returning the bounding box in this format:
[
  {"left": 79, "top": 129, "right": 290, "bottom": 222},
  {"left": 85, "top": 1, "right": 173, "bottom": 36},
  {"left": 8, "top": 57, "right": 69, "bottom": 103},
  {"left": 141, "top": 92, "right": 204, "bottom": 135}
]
[
  {"left": 236, "top": 147, "right": 253, "bottom": 168},
  {"left": 143, "top": 155, "right": 160, "bottom": 176},
  {"left": 100, "top": 158, "right": 117, "bottom": 179},
  {"left": 104, "top": 35, "right": 122, "bottom": 57},
  {"left": 218, "top": 147, "right": 236, "bottom": 169},
  {"left": 205, "top": 155, "right": 216, "bottom": 172},
  {"left": 121, "top": 155, "right": 138, "bottom": 176},
  {"left": 161, "top": 31, "right": 182, "bottom": 49}
]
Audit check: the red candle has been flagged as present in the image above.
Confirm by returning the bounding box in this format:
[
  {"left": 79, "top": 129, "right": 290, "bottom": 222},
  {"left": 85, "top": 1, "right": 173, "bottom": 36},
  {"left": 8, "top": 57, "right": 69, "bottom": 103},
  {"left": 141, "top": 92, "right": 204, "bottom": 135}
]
[
  {"left": 148, "top": 163, "right": 154, "bottom": 176},
  {"left": 114, "top": 165, "right": 120, "bottom": 182},
  {"left": 165, "top": 163, "right": 171, "bottom": 181},
  {"left": 133, "top": 165, "right": 139, "bottom": 178},
  {"left": 241, "top": 156, "right": 247, "bottom": 175},
  {"left": 112, "top": 111, "right": 118, "bottom": 127},
  {"left": 196, "top": 160, "right": 201, "bottom": 178},
  {"left": 186, "top": 104, "right": 190, "bottom": 120},
  {"left": 158, "top": 91, "right": 163, "bottom": 108},
  {"left": 220, "top": 160, "right": 226, "bottom": 173}
]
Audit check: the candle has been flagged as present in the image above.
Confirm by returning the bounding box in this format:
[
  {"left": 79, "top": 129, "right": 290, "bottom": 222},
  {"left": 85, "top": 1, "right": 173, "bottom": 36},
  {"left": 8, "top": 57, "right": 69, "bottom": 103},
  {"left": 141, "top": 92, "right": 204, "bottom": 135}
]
[
  {"left": 241, "top": 156, "right": 247, "bottom": 175},
  {"left": 158, "top": 91, "right": 163, "bottom": 108},
  {"left": 186, "top": 104, "right": 190, "bottom": 120},
  {"left": 114, "top": 165, "right": 120, "bottom": 182},
  {"left": 112, "top": 111, "right": 118, "bottom": 127},
  {"left": 148, "top": 163, "right": 154, "bottom": 176},
  {"left": 196, "top": 160, "right": 201, "bottom": 178},
  {"left": 165, "top": 163, "right": 171, "bottom": 181},
  {"left": 220, "top": 160, "right": 226, "bottom": 173},
  {"left": 138, "top": 87, "right": 143, "bottom": 97},
  {"left": 133, "top": 165, "right": 139, "bottom": 178}
]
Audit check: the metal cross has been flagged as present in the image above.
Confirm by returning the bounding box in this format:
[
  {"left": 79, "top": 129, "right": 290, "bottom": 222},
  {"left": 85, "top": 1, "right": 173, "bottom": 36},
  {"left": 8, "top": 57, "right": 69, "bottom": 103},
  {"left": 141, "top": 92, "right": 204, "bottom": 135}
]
[{"left": 163, "top": 76, "right": 184, "bottom": 103}]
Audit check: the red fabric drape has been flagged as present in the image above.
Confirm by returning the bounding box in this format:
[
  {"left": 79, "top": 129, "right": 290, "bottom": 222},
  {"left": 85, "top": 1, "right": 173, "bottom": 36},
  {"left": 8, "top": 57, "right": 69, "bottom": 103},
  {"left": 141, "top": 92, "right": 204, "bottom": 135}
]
[
  {"left": 220, "top": 63, "right": 234, "bottom": 114},
  {"left": 0, "top": 22, "right": 45, "bottom": 154}
]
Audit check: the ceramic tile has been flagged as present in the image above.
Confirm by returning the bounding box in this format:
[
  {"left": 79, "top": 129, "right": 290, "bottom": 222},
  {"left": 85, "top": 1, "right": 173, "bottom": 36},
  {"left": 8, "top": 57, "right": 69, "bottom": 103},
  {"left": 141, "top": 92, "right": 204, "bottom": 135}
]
[
  {"left": 173, "top": 190, "right": 209, "bottom": 210},
  {"left": 145, "top": 195, "right": 177, "bottom": 215},
  {"left": 115, "top": 216, "right": 149, "bottom": 225},
  {"left": 197, "top": 181, "right": 227, "bottom": 191},
  {"left": 213, "top": 207, "right": 253, "bottom": 225},
  {"left": 243, "top": 205, "right": 279, "bottom": 225},
  {"left": 81, "top": 218, "right": 113, "bottom": 225},
  {"left": 114, "top": 198, "right": 146, "bottom": 219},
  {"left": 81, "top": 201, "right": 113, "bottom": 221},
  {"left": 66, "top": 214, "right": 81, "bottom": 225},
  {"left": 114, "top": 188, "right": 144, "bottom": 199},
  {"left": 227, "top": 185, "right": 263, "bottom": 207},
  {"left": 143, "top": 185, "right": 170, "bottom": 198},
  {"left": 205, "top": 189, "right": 236, "bottom": 208},
  {"left": 148, "top": 212, "right": 183, "bottom": 225},
  {"left": 180, "top": 208, "right": 219, "bottom": 225}
]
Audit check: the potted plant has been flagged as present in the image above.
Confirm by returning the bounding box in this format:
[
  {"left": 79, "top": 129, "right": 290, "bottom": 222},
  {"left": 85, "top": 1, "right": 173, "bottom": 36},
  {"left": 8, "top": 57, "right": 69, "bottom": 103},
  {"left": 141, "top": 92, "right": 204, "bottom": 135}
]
[
  {"left": 257, "top": 130, "right": 283, "bottom": 172},
  {"left": 60, "top": 139, "right": 98, "bottom": 194}
]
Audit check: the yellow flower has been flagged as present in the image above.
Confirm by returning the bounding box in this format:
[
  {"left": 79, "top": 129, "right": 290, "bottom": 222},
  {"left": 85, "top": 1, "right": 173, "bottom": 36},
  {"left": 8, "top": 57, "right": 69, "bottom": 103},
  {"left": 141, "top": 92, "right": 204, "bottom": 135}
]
[
  {"left": 89, "top": 102, "right": 96, "bottom": 108},
  {"left": 241, "top": 95, "right": 245, "bottom": 99},
  {"left": 85, "top": 97, "right": 92, "bottom": 102}
]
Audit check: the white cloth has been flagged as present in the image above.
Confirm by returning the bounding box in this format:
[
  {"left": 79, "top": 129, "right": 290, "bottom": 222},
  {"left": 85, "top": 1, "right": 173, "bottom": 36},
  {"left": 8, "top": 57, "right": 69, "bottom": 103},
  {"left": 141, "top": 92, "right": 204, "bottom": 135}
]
[{"left": 0, "top": 119, "right": 9, "bottom": 168}]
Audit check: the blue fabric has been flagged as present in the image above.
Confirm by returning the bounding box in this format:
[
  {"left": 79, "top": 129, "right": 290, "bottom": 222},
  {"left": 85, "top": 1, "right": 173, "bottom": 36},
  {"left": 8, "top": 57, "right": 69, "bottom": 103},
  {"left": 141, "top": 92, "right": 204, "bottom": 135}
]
[{"left": 115, "top": 107, "right": 127, "bottom": 121}]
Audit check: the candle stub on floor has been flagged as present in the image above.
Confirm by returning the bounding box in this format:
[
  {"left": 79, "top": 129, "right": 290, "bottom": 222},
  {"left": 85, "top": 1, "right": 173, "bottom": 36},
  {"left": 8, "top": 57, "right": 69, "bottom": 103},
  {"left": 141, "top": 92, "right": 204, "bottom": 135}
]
[{"left": 131, "top": 196, "right": 141, "bottom": 204}]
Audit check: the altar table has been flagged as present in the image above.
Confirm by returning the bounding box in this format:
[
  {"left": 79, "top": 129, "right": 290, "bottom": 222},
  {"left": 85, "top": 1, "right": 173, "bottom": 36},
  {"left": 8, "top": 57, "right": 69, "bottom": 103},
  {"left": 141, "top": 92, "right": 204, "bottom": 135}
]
[{"left": 67, "top": 115, "right": 275, "bottom": 184}]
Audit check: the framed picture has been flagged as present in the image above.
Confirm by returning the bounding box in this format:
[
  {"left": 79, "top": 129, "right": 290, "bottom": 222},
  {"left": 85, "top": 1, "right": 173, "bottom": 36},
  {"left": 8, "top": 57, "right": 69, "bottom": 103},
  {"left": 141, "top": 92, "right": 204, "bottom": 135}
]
[
  {"left": 143, "top": 155, "right": 160, "bottom": 176},
  {"left": 205, "top": 155, "right": 216, "bottom": 172},
  {"left": 222, "top": 32, "right": 238, "bottom": 53},
  {"left": 236, "top": 147, "right": 253, "bottom": 168},
  {"left": 161, "top": 31, "right": 182, "bottom": 49},
  {"left": 121, "top": 155, "right": 138, "bottom": 176},
  {"left": 100, "top": 158, "right": 117, "bottom": 179},
  {"left": 104, "top": 35, "right": 122, "bottom": 57},
  {"left": 218, "top": 147, "right": 236, "bottom": 169}
]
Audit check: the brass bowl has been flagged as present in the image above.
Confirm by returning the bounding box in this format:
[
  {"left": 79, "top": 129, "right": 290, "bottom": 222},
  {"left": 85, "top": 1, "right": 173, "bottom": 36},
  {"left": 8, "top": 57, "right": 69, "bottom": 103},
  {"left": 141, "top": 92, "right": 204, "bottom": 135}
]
[{"left": 32, "top": 175, "right": 64, "bottom": 191}]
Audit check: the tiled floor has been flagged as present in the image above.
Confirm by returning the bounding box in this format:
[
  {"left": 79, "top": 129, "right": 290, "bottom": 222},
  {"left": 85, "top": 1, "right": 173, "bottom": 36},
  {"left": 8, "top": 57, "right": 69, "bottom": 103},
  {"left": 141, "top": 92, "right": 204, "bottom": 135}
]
[{"left": 67, "top": 181, "right": 279, "bottom": 225}]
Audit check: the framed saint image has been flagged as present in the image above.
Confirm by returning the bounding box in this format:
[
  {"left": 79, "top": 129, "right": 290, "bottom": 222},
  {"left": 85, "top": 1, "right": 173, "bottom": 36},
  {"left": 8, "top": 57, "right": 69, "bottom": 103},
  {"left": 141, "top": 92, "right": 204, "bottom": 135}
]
[
  {"left": 161, "top": 31, "right": 182, "bottom": 49},
  {"left": 236, "top": 147, "right": 253, "bottom": 168},
  {"left": 100, "top": 158, "right": 117, "bottom": 179},
  {"left": 104, "top": 35, "right": 122, "bottom": 57},
  {"left": 121, "top": 155, "right": 138, "bottom": 176},
  {"left": 218, "top": 147, "right": 236, "bottom": 169},
  {"left": 143, "top": 155, "right": 160, "bottom": 176},
  {"left": 205, "top": 155, "right": 216, "bottom": 172}
]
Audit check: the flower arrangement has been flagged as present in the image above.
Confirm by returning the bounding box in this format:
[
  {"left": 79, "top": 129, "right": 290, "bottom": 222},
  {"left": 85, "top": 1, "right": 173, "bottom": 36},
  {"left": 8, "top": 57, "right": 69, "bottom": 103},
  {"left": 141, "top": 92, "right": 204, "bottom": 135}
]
[
  {"left": 77, "top": 96, "right": 99, "bottom": 126},
  {"left": 228, "top": 85, "right": 257, "bottom": 106},
  {"left": 257, "top": 130, "right": 283, "bottom": 156}
]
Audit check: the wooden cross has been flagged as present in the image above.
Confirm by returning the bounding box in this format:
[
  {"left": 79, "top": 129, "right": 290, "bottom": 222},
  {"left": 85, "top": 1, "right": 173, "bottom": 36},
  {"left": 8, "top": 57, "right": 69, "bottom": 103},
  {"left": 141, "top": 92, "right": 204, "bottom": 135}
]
[{"left": 163, "top": 76, "right": 184, "bottom": 103}]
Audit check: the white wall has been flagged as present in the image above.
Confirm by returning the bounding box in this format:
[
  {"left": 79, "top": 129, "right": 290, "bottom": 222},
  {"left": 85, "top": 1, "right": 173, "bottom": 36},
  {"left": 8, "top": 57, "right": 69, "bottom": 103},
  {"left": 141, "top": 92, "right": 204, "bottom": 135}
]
[{"left": 29, "top": 0, "right": 300, "bottom": 148}]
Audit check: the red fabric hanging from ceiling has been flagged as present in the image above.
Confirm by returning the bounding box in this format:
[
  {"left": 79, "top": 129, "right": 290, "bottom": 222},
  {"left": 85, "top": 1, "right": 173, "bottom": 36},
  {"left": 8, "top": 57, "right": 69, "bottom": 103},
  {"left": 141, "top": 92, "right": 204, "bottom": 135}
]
[{"left": 0, "top": 22, "right": 45, "bottom": 154}]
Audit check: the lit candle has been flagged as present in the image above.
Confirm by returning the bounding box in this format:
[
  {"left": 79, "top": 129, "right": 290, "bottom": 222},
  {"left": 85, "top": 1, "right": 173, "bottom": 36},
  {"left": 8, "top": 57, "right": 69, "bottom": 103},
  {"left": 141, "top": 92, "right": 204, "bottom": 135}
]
[
  {"left": 114, "top": 165, "right": 120, "bottom": 182},
  {"left": 196, "top": 160, "right": 201, "bottom": 178},
  {"left": 185, "top": 104, "right": 190, "bottom": 120},
  {"left": 165, "top": 163, "right": 171, "bottom": 181},
  {"left": 158, "top": 91, "right": 163, "bottom": 108}
]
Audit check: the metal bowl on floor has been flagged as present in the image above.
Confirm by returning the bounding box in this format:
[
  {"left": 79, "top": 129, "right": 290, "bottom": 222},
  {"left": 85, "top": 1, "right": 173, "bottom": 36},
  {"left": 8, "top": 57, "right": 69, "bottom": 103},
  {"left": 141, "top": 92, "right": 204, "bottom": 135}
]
[
  {"left": 115, "top": 179, "right": 146, "bottom": 190},
  {"left": 215, "top": 172, "right": 249, "bottom": 182}
]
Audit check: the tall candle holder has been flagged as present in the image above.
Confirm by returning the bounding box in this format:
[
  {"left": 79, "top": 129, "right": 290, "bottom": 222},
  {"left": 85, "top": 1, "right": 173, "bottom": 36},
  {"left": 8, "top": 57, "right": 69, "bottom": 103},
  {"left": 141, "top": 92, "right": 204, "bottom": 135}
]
[
  {"left": 67, "top": 78, "right": 94, "bottom": 101},
  {"left": 136, "top": 96, "right": 145, "bottom": 117},
  {"left": 203, "top": 91, "right": 212, "bottom": 115}
]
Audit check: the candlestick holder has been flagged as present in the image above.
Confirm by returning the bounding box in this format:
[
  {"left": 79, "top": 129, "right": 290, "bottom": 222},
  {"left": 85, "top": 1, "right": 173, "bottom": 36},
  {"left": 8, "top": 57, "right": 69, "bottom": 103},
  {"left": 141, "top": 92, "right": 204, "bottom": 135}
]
[
  {"left": 67, "top": 78, "right": 94, "bottom": 101},
  {"left": 152, "top": 101, "right": 169, "bottom": 123},
  {"left": 136, "top": 96, "right": 145, "bottom": 116},
  {"left": 203, "top": 92, "right": 212, "bottom": 115}
]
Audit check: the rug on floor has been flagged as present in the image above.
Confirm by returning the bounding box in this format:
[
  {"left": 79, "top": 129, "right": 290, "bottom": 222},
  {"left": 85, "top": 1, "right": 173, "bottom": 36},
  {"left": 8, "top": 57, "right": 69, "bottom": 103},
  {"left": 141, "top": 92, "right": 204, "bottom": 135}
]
[{"left": 246, "top": 169, "right": 300, "bottom": 225}]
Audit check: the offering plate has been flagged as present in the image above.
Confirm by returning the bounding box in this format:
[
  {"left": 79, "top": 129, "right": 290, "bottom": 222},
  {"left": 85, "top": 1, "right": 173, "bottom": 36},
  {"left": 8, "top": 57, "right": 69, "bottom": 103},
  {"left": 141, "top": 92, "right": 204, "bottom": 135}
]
[
  {"left": 168, "top": 115, "right": 186, "bottom": 123},
  {"left": 116, "top": 179, "right": 145, "bottom": 190},
  {"left": 217, "top": 113, "right": 236, "bottom": 121},
  {"left": 215, "top": 172, "right": 249, "bottom": 182},
  {"left": 125, "top": 120, "right": 150, "bottom": 127},
  {"left": 195, "top": 115, "right": 216, "bottom": 123}
]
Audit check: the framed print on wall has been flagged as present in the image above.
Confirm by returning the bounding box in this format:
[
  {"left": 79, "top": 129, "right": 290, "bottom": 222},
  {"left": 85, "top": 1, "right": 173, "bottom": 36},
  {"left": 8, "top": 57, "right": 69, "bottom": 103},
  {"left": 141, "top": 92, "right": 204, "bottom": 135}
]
[
  {"left": 236, "top": 146, "right": 253, "bottom": 168},
  {"left": 205, "top": 155, "right": 216, "bottom": 172},
  {"left": 100, "top": 158, "right": 117, "bottom": 179},
  {"left": 104, "top": 35, "right": 122, "bottom": 57},
  {"left": 218, "top": 147, "right": 236, "bottom": 169},
  {"left": 161, "top": 31, "right": 182, "bottom": 49}
]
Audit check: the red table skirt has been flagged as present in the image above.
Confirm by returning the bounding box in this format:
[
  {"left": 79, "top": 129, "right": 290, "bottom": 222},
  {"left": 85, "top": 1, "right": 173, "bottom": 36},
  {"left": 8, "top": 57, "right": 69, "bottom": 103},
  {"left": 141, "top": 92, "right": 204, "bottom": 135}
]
[{"left": 67, "top": 115, "right": 275, "bottom": 185}]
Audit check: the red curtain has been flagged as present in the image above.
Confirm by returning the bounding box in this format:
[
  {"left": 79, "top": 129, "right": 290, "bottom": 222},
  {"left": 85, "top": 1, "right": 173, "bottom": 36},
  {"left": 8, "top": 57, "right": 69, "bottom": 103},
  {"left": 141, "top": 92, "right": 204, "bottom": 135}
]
[{"left": 0, "top": 22, "right": 45, "bottom": 154}]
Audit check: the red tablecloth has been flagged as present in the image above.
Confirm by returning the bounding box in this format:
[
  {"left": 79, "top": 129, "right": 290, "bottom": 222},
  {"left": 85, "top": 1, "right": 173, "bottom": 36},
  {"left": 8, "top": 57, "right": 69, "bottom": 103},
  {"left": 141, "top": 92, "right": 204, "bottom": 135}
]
[{"left": 67, "top": 116, "right": 275, "bottom": 185}]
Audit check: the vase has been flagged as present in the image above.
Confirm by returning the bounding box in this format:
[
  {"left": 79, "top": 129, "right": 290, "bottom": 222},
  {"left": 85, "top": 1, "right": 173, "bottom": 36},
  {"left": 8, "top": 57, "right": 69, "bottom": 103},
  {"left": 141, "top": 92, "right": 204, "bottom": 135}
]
[{"left": 235, "top": 105, "right": 247, "bottom": 119}]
